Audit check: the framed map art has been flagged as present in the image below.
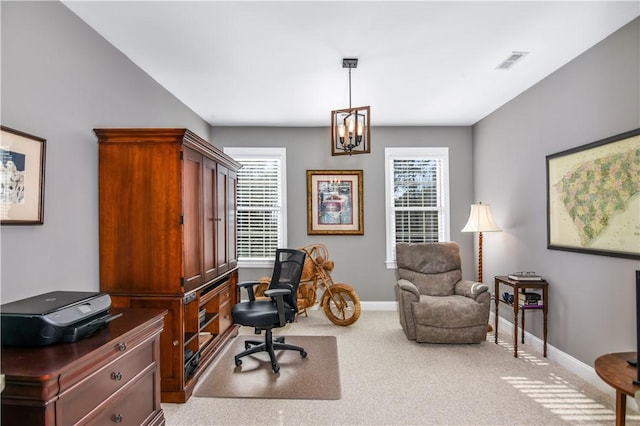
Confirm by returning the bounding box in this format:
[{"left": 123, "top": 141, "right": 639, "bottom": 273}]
[{"left": 546, "top": 128, "right": 639, "bottom": 260}]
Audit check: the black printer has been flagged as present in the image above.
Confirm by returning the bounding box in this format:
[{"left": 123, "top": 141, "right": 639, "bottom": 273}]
[{"left": 0, "top": 291, "right": 116, "bottom": 346}]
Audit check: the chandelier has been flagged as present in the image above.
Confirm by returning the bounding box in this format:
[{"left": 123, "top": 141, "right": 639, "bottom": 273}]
[{"left": 331, "top": 58, "right": 371, "bottom": 156}]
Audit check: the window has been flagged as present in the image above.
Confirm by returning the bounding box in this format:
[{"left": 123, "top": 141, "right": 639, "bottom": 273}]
[
  {"left": 384, "top": 147, "right": 450, "bottom": 268},
  {"left": 223, "top": 147, "right": 286, "bottom": 267}
]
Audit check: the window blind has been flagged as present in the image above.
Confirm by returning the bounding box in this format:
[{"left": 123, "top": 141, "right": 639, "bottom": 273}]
[
  {"left": 391, "top": 158, "right": 443, "bottom": 244},
  {"left": 235, "top": 158, "right": 282, "bottom": 260}
]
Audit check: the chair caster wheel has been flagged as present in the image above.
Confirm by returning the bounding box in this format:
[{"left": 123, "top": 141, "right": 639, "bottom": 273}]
[
  {"left": 272, "top": 364, "right": 280, "bottom": 373},
  {"left": 235, "top": 358, "right": 242, "bottom": 367},
  {"left": 301, "top": 351, "right": 308, "bottom": 358},
  {"left": 244, "top": 343, "right": 251, "bottom": 350}
]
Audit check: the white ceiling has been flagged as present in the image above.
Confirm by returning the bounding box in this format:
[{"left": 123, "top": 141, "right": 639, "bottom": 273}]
[{"left": 62, "top": 1, "right": 639, "bottom": 127}]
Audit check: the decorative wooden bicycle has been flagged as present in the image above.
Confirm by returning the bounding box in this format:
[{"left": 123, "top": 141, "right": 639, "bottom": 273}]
[{"left": 256, "top": 244, "right": 361, "bottom": 326}]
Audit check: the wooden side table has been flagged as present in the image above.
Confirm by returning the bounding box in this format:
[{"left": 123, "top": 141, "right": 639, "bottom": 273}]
[
  {"left": 494, "top": 275, "right": 549, "bottom": 358},
  {"left": 595, "top": 352, "right": 640, "bottom": 426}
]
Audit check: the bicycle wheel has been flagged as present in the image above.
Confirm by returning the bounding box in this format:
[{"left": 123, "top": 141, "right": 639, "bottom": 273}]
[{"left": 321, "top": 283, "right": 361, "bottom": 326}]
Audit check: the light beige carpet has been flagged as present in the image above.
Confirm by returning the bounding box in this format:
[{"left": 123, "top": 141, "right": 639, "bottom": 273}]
[
  {"left": 166, "top": 311, "right": 640, "bottom": 425},
  {"left": 193, "top": 335, "right": 341, "bottom": 400}
]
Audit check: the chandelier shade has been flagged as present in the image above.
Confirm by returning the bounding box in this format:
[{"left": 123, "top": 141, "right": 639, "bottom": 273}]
[
  {"left": 331, "top": 105, "right": 370, "bottom": 156},
  {"left": 331, "top": 58, "right": 371, "bottom": 156}
]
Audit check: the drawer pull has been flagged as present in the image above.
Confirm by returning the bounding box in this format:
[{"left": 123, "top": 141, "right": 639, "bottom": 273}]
[
  {"left": 111, "top": 372, "right": 122, "bottom": 381},
  {"left": 112, "top": 414, "right": 123, "bottom": 423},
  {"left": 116, "top": 342, "right": 127, "bottom": 352}
]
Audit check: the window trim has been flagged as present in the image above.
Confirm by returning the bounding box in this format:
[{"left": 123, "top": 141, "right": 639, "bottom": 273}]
[
  {"left": 384, "top": 147, "right": 450, "bottom": 269},
  {"left": 223, "top": 147, "right": 287, "bottom": 268}
]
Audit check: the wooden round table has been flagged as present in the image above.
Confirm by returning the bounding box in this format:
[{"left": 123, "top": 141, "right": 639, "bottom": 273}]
[{"left": 594, "top": 352, "right": 640, "bottom": 426}]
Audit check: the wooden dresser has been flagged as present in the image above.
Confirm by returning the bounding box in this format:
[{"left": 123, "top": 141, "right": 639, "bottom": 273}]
[{"left": 1, "top": 308, "right": 166, "bottom": 426}]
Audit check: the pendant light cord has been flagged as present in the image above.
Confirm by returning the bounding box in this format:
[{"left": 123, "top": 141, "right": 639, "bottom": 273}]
[{"left": 348, "top": 66, "right": 352, "bottom": 109}]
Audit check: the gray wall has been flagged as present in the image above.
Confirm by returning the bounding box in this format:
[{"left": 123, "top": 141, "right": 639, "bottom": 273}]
[
  {"left": 473, "top": 18, "right": 640, "bottom": 366},
  {"left": 212, "top": 126, "right": 476, "bottom": 300},
  {"left": 1, "top": 1, "right": 210, "bottom": 303}
]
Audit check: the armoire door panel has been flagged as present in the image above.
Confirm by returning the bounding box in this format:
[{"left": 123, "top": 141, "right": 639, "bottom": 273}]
[
  {"left": 227, "top": 170, "right": 238, "bottom": 269},
  {"left": 216, "top": 164, "right": 229, "bottom": 274},
  {"left": 203, "top": 158, "right": 218, "bottom": 282},
  {"left": 183, "top": 149, "right": 204, "bottom": 290}
]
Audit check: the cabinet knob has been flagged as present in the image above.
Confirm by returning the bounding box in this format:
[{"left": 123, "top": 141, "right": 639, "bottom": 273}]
[
  {"left": 111, "top": 372, "right": 122, "bottom": 381},
  {"left": 173, "top": 340, "right": 180, "bottom": 346},
  {"left": 116, "top": 342, "right": 127, "bottom": 352},
  {"left": 112, "top": 414, "right": 123, "bottom": 423}
]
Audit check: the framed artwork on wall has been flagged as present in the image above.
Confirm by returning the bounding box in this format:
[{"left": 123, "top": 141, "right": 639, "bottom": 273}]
[
  {"left": 546, "top": 128, "right": 639, "bottom": 259},
  {"left": 1, "top": 126, "right": 46, "bottom": 225},
  {"left": 307, "top": 169, "right": 364, "bottom": 235}
]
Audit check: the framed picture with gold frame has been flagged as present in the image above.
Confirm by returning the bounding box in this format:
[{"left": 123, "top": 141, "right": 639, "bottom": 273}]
[
  {"left": 546, "top": 128, "right": 639, "bottom": 259},
  {"left": 307, "top": 170, "right": 363, "bottom": 235},
  {"left": 1, "top": 126, "right": 46, "bottom": 225}
]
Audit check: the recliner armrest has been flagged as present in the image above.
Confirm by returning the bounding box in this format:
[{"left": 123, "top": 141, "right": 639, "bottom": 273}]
[
  {"left": 237, "top": 280, "right": 261, "bottom": 301},
  {"left": 264, "top": 288, "right": 292, "bottom": 326},
  {"left": 397, "top": 279, "right": 420, "bottom": 298},
  {"left": 454, "top": 280, "right": 488, "bottom": 300}
]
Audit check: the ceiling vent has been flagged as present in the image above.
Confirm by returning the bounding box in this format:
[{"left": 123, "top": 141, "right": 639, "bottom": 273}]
[{"left": 496, "top": 51, "right": 529, "bottom": 70}]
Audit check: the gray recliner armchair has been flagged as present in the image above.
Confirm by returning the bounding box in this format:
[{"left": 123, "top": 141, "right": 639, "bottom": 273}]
[{"left": 395, "top": 242, "right": 490, "bottom": 344}]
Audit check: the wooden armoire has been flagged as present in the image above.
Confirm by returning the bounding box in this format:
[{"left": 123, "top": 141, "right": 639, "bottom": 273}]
[{"left": 96, "top": 128, "right": 241, "bottom": 403}]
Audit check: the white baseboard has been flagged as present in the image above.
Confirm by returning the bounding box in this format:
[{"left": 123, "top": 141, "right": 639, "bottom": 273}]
[
  {"left": 360, "top": 301, "right": 397, "bottom": 311},
  {"left": 308, "top": 301, "right": 398, "bottom": 311}
]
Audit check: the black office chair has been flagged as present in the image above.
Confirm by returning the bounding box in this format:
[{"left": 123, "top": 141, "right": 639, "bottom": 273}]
[{"left": 231, "top": 248, "right": 308, "bottom": 373}]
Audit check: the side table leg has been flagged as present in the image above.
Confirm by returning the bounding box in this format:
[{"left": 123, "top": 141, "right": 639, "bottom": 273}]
[
  {"left": 494, "top": 280, "right": 499, "bottom": 345},
  {"left": 615, "top": 390, "right": 626, "bottom": 426},
  {"left": 521, "top": 307, "right": 525, "bottom": 344},
  {"left": 543, "top": 287, "right": 548, "bottom": 357},
  {"left": 513, "top": 300, "right": 519, "bottom": 358}
]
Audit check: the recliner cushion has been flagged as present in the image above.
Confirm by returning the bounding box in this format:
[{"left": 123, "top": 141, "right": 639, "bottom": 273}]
[
  {"left": 412, "top": 295, "right": 486, "bottom": 328},
  {"left": 397, "top": 268, "right": 461, "bottom": 296},
  {"left": 396, "top": 242, "right": 462, "bottom": 296}
]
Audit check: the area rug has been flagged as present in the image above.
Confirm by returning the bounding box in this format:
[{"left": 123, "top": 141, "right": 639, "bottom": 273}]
[{"left": 193, "top": 335, "right": 341, "bottom": 400}]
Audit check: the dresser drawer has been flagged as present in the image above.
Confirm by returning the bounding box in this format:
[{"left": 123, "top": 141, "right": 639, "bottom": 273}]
[
  {"left": 58, "top": 341, "right": 153, "bottom": 425},
  {"left": 80, "top": 369, "right": 157, "bottom": 426}
]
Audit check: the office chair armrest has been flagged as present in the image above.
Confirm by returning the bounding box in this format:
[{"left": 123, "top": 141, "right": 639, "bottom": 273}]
[
  {"left": 264, "top": 288, "right": 292, "bottom": 326},
  {"left": 237, "top": 280, "right": 261, "bottom": 301}
]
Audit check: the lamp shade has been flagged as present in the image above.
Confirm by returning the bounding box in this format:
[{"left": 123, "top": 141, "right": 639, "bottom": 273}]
[{"left": 461, "top": 203, "right": 501, "bottom": 233}]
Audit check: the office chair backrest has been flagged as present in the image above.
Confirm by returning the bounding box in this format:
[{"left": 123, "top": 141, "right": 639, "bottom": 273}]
[{"left": 268, "top": 248, "right": 307, "bottom": 314}]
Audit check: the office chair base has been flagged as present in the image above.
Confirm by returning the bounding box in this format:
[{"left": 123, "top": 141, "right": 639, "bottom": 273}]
[
  {"left": 243, "top": 335, "right": 287, "bottom": 350},
  {"left": 234, "top": 330, "right": 307, "bottom": 373}
]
